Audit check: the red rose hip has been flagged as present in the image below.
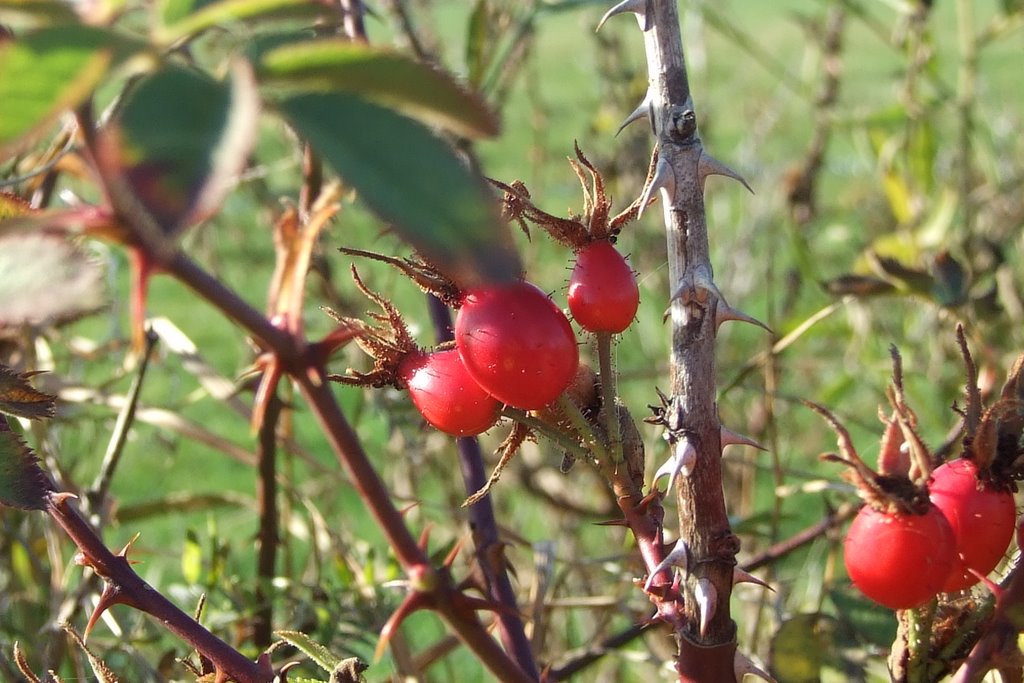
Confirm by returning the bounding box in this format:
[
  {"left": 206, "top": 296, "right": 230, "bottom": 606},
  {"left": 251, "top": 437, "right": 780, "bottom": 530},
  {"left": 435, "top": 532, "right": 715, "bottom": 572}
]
[
  {"left": 455, "top": 280, "right": 579, "bottom": 410},
  {"left": 929, "top": 459, "right": 1016, "bottom": 592},
  {"left": 398, "top": 349, "right": 500, "bottom": 437},
  {"left": 567, "top": 241, "right": 639, "bottom": 334},
  {"left": 844, "top": 504, "right": 955, "bottom": 609}
]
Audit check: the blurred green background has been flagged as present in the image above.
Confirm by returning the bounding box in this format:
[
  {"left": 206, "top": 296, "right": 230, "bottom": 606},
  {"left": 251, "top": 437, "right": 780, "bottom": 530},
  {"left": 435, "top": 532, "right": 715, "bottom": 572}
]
[{"left": 3, "top": 0, "right": 1024, "bottom": 681}]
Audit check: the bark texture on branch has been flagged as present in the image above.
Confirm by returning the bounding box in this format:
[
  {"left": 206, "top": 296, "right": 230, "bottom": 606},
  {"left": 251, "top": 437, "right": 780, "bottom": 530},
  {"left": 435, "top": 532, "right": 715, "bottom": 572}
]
[{"left": 601, "top": 1, "right": 764, "bottom": 680}]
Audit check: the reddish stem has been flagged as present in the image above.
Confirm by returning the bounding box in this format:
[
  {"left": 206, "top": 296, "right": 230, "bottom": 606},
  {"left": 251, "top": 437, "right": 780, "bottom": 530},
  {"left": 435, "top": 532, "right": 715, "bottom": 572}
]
[{"left": 46, "top": 494, "right": 271, "bottom": 683}]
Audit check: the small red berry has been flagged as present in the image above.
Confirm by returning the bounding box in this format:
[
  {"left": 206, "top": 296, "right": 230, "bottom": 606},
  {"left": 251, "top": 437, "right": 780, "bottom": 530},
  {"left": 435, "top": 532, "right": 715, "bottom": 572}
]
[
  {"left": 844, "top": 504, "right": 955, "bottom": 609},
  {"left": 567, "top": 241, "right": 639, "bottom": 333},
  {"left": 455, "top": 280, "right": 579, "bottom": 410},
  {"left": 929, "top": 459, "right": 1016, "bottom": 592},
  {"left": 397, "top": 349, "right": 501, "bottom": 437}
]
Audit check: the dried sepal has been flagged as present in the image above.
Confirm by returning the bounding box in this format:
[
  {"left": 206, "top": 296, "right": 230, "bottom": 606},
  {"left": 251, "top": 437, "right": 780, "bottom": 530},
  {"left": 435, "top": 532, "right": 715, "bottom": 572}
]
[
  {"left": 463, "top": 422, "right": 532, "bottom": 507},
  {"left": 13, "top": 643, "right": 45, "bottom": 683},
  {"left": 337, "top": 246, "right": 461, "bottom": 307},
  {"left": 958, "top": 324, "right": 984, "bottom": 435},
  {"left": 63, "top": 625, "right": 121, "bottom": 683}
]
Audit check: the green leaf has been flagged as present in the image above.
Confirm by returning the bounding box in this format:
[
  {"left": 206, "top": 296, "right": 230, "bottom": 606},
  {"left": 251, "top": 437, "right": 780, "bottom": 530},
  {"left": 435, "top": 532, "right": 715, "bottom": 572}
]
[
  {"left": 0, "top": 365, "right": 55, "bottom": 419},
  {"left": 277, "top": 92, "right": 519, "bottom": 286},
  {"left": 96, "top": 61, "right": 259, "bottom": 237},
  {"left": 0, "top": 232, "right": 106, "bottom": 329},
  {"left": 0, "top": 416, "right": 53, "bottom": 510},
  {"left": 275, "top": 630, "right": 341, "bottom": 673},
  {"left": 0, "top": 0, "right": 80, "bottom": 27},
  {"left": 465, "top": 0, "right": 492, "bottom": 88},
  {"left": 0, "top": 24, "right": 138, "bottom": 155},
  {"left": 156, "top": 0, "right": 338, "bottom": 45},
  {"left": 769, "top": 613, "right": 837, "bottom": 683},
  {"left": 182, "top": 529, "right": 202, "bottom": 584},
  {"left": 260, "top": 40, "right": 499, "bottom": 139}
]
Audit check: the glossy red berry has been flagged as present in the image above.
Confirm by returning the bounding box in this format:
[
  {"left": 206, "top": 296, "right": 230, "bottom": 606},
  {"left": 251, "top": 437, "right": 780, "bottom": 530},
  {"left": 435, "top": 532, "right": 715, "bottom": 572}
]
[
  {"left": 455, "top": 280, "right": 579, "bottom": 410},
  {"left": 567, "top": 241, "right": 639, "bottom": 333},
  {"left": 844, "top": 504, "right": 955, "bottom": 609},
  {"left": 929, "top": 459, "right": 1016, "bottom": 592},
  {"left": 397, "top": 349, "right": 501, "bottom": 437}
]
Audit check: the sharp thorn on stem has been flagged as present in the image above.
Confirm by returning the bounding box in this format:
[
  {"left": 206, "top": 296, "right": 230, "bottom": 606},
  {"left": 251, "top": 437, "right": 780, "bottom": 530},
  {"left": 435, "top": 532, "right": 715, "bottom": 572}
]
[
  {"left": 694, "top": 578, "right": 717, "bottom": 638},
  {"left": 734, "top": 650, "right": 778, "bottom": 682},
  {"left": 596, "top": 0, "right": 652, "bottom": 32},
  {"left": 637, "top": 155, "right": 674, "bottom": 220},
  {"left": 715, "top": 300, "right": 772, "bottom": 333},
  {"left": 643, "top": 538, "right": 689, "bottom": 593},
  {"left": 698, "top": 151, "right": 753, "bottom": 193},
  {"left": 616, "top": 90, "right": 653, "bottom": 136},
  {"left": 720, "top": 426, "right": 768, "bottom": 452},
  {"left": 733, "top": 567, "right": 774, "bottom": 591},
  {"left": 653, "top": 438, "right": 696, "bottom": 493}
]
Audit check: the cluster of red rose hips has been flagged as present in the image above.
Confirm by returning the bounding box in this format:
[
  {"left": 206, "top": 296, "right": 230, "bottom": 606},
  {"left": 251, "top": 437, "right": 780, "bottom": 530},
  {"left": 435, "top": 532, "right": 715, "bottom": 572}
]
[
  {"left": 335, "top": 147, "right": 644, "bottom": 439},
  {"left": 400, "top": 242, "right": 638, "bottom": 436},
  {"left": 816, "top": 345, "right": 1022, "bottom": 611},
  {"left": 845, "top": 457, "right": 1016, "bottom": 610}
]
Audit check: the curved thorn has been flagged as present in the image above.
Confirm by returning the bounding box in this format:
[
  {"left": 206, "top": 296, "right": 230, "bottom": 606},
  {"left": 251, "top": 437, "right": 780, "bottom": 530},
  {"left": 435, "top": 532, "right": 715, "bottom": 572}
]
[
  {"left": 375, "top": 592, "right": 430, "bottom": 662},
  {"left": 733, "top": 567, "right": 774, "bottom": 592},
  {"left": 596, "top": 0, "right": 651, "bottom": 32},
  {"left": 443, "top": 535, "right": 467, "bottom": 569},
  {"left": 616, "top": 90, "right": 653, "bottom": 136},
  {"left": 698, "top": 151, "right": 753, "bottom": 193},
  {"left": 694, "top": 578, "right": 717, "bottom": 638},
  {"left": 637, "top": 155, "right": 674, "bottom": 220},
  {"left": 643, "top": 539, "right": 689, "bottom": 593},
  {"left": 734, "top": 650, "right": 777, "bottom": 682},
  {"left": 84, "top": 583, "right": 131, "bottom": 640},
  {"left": 715, "top": 301, "right": 772, "bottom": 333},
  {"left": 653, "top": 438, "right": 695, "bottom": 493},
  {"left": 720, "top": 426, "right": 768, "bottom": 452}
]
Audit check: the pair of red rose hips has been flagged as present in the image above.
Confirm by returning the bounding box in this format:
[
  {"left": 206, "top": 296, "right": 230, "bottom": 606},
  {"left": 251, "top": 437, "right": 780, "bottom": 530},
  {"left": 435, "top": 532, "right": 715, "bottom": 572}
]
[
  {"left": 844, "top": 458, "right": 1016, "bottom": 610},
  {"left": 397, "top": 242, "right": 639, "bottom": 437}
]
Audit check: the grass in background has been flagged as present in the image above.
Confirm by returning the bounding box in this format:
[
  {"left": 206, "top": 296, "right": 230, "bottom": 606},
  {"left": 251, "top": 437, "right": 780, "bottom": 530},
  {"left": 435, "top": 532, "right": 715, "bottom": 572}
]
[{"left": 6, "top": 1, "right": 1023, "bottom": 681}]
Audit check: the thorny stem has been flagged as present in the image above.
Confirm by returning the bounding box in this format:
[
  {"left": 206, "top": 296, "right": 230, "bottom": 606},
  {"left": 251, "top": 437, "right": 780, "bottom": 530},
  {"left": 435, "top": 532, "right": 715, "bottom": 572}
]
[
  {"left": 555, "top": 393, "right": 612, "bottom": 464},
  {"left": 293, "top": 362, "right": 535, "bottom": 683},
  {"left": 426, "top": 294, "right": 539, "bottom": 680},
  {"left": 905, "top": 600, "right": 937, "bottom": 683},
  {"left": 45, "top": 494, "right": 271, "bottom": 683},
  {"left": 633, "top": 0, "right": 742, "bottom": 668},
  {"left": 156, "top": 251, "right": 537, "bottom": 681}
]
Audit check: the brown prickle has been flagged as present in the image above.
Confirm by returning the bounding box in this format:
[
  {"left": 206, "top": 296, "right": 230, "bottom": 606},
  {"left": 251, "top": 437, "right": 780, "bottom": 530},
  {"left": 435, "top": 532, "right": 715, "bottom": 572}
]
[
  {"left": 596, "top": 0, "right": 652, "bottom": 32},
  {"left": 697, "top": 151, "right": 753, "bottom": 193},
  {"left": 733, "top": 567, "right": 774, "bottom": 592},
  {"left": 643, "top": 538, "right": 689, "bottom": 593},
  {"left": 694, "top": 578, "right": 717, "bottom": 638},
  {"left": 734, "top": 650, "right": 778, "bottom": 682},
  {"left": 616, "top": 90, "right": 653, "bottom": 136},
  {"left": 720, "top": 426, "right": 768, "bottom": 452},
  {"left": 637, "top": 154, "right": 674, "bottom": 220}
]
